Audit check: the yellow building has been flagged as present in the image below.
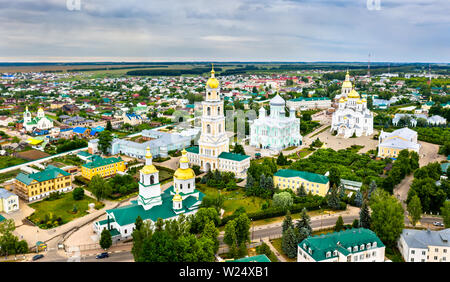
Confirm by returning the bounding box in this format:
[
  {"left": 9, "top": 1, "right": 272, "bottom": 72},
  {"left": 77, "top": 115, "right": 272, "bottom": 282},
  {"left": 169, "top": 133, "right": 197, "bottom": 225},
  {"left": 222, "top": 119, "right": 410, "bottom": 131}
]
[
  {"left": 377, "top": 128, "right": 420, "bottom": 158},
  {"left": 14, "top": 165, "right": 73, "bottom": 202},
  {"left": 81, "top": 155, "right": 126, "bottom": 180},
  {"left": 273, "top": 169, "right": 330, "bottom": 197}
]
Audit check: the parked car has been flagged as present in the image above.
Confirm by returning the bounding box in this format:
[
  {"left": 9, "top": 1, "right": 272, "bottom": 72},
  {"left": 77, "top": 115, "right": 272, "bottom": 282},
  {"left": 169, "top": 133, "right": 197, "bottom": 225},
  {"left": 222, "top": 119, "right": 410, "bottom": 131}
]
[
  {"left": 32, "top": 254, "right": 44, "bottom": 261},
  {"left": 433, "top": 221, "right": 444, "bottom": 227},
  {"left": 96, "top": 252, "right": 109, "bottom": 259}
]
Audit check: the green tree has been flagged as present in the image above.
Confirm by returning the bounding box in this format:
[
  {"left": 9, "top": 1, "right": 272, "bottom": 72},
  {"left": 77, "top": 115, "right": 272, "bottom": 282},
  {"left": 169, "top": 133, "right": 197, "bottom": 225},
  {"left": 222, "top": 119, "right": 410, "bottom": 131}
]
[
  {"left": 100, "top": 228, "right": 112, "bottom": 250},
  {"left": 190, "top": 208, "right": 220, "bottom": 234},
  {"left": 334, "top": 216, "right": 344, "bottom": 232},
  {"left": 234, "top": 213, "right": 251, "bottom": 245},
  {"left": 232, "top": 144, "right": 246, "bottom": 155},
  {"left": 370, "top": 190, "right": 405, "bottom": 247},
  {"left": 359, "top": 200, "right": 371, "bottom": 229},
  {"left": 327, "top": 184, "right": 341, "bottom": 210},
  {"left": 98, "top": 130, "right": 114, "bottom": 155},
  {"left": 89, "top": 175, "right": 112, "bottom": 201},
  {"left": 441, "top": 201, "right": 450, "bottom": 228},
  {"left": 72, "top": 187, "right": 84, "bottom": 201},
  {"left": 273, "top": 191, "right": 293, "bottom": 210},
  {"left": 329, "top": 167, "right": 341, "bottom": 188},
  {"left": 201, "top": 220, "right": 219, "bottom": 254},
  {"left": 407, "top": 195, "right": 422, "bottom": 226},
  {"left": 297, "top": 184, "right": 307, "bottom": 197},
  {"left": 106, "top": 120, "right": 113, "bottom": 131},
  {"left": 295, "top": 208, "right": 312, "bottom": 235},
  {"left": 352, "top": 219, "right": 360, "bottom": 228},
  {"left": 281, "top": 226, "right": 299, "bottom": 259},
  {"left": 282, "top": 210, "right": 293, "bottom": 233}
]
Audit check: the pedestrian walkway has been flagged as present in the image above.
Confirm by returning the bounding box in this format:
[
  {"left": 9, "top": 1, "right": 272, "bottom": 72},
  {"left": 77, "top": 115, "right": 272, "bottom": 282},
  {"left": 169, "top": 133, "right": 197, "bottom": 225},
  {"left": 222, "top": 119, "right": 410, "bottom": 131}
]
[{"left": 262, "top": 238, "right": 286, "bottom": 262}]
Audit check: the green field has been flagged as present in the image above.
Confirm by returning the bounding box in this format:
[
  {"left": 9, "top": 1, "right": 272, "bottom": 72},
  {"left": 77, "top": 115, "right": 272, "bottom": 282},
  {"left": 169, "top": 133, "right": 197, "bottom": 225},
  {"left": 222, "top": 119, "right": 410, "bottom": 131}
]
[
  {"left": 197, "top": 184, "right": 268, "bottom": 217},
  {"left": 0, "top": 156, "right": 28, "bottom": 169},
  {"left": 28, "top": 191, "right": 98, "bottom": 229}
]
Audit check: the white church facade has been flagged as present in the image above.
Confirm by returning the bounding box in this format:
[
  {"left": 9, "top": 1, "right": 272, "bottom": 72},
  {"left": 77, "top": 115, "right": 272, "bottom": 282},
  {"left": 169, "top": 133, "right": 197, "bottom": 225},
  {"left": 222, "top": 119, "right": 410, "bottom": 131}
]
[
  {"left": 93, "top": 147, "right": 204, "bottom": 241},
  {"left": 22, "top": 107, "right": 54, "bottom": 132},
  {"left": 331, "top": 71, "right": 374, "bottom": 138},
  {"left": 250, "top": 94, "right": 302, "bottom": 151}
]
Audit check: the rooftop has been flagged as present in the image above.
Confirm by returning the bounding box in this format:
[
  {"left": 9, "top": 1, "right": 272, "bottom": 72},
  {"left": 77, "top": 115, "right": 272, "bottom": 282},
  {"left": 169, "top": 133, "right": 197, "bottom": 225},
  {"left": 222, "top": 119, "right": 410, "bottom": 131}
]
[{"left": 274, "top": 169, "right": 329, "bottom": 184}]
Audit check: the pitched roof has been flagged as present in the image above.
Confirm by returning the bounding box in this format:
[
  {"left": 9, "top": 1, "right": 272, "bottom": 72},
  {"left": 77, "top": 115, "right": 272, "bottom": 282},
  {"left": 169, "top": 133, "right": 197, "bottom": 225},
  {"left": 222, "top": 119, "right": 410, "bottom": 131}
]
[
  {"left": 218, "top": 152, "right": 250, "bottom": 162},
  {"left": 299, "top": 228, "right": 385, "bottom": 261},
  {"left": 185, "top": 146, "right": 199, "bottom": 154},
  {"left": 16, "top": 165, "right": 70, "bottom": 185},
  {"left": 231, "top": 254, "right": 271, "bottom": 262},
  {"left": 82, "top": 156, "right": 123, "bottom": 169},
  {"left": 0, "top": 188, "right": 16, "bottom": 199},
  {"left": 401, "top": 229, "right": 450, "bottom": 249},
  {"left": 274, "top": 169, "right": 329, "bottom": 184},
  {"left": 105, "top": 186, "right": 204, "bottom": 226}
]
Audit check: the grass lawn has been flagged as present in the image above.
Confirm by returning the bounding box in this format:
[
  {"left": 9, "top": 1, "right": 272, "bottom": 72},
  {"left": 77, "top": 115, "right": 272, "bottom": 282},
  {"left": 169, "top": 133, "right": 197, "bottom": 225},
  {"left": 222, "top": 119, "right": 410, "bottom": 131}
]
[
  {"left": 270, "top": 238, "right": 296, "bottom": 262},
  {"left": 251, "top": 208, "right": 333, "bottom": 227},
  {"left": 197, "top": 184, "right": 268, "bottom": 217},
  {"left": 28, "top": 191, "right": 99, "bottom": 229},
  {"left": 385, "top": 246, "right": 405, "bottom": 262},
  {"left": 0, "top": 169, "right": 21, "bottom": 183},
  {"left": 0, "top": 156, "right": 28, "bottom": 169}
]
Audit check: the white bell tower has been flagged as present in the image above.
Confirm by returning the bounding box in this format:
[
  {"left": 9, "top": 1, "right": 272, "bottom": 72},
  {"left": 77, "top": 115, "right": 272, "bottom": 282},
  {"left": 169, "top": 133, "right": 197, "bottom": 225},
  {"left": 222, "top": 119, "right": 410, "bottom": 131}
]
[{"left": 137, "top": 147, "right": 162, "bottom": 210}]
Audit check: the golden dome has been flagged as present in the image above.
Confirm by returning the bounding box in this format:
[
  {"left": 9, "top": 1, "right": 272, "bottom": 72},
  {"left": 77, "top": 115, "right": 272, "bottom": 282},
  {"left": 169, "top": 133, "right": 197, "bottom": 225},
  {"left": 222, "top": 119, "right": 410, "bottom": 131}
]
[
  {"left": 206, "top": 64, "right": 219, "bottom": 88},
  {"left": 362, "top": 98, "right": 367, "bottom": 103},
  {"left": 342, "top": 80, "right": 353, "bottom": 88},
  {"left": 141, "top": 164, "right": 158, "bottom": 174},
  {"left": 145, "top": 147, "right": 152, "bottom": 159},
  {"left": 357, "top": 99, "right": 363, "bottom": 104},
  {"left": 174, "top": 168, "right": 195, "bottom": 180},
  {"left": 339, "top": 98, "right": 345, "bottom": 103},
  {"left": 173, "top": 193, "right": 183, "bottom": 202},
  {"left": 348, "top": 89, "right": 360, "bottom": 98},
  {"left": 179, "top": 149, "right": 189, "bottom": 163}
]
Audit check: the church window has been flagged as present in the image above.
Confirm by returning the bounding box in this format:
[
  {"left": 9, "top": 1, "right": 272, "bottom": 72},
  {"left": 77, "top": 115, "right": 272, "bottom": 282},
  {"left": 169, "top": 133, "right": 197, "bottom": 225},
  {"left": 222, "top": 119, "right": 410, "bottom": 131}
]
[
  {"left": 207, "top": 124, "right": 211, "bottom": 134},
  {"left": 207, "top": 107, "right": 211, "bottom": 116}
]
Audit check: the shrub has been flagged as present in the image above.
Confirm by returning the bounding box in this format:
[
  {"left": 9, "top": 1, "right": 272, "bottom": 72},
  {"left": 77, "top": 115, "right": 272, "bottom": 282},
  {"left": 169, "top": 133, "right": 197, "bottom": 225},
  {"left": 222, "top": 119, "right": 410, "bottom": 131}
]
[{"left": 72, "top": 188, "right": 85, "bottom": 200}]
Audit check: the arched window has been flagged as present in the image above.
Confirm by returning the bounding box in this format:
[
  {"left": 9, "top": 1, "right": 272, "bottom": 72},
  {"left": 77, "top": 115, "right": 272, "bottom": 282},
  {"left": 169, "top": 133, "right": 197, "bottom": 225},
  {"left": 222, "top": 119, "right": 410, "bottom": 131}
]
[
  {"left": 207, "top": 124, "right": 211, "bottom": 134},
  {"left": 150, "top": 175, "right": 154, "bottom": 185},
  {"left": 207, "top": 107, "right": 211, "bottom": 116},
  {"left": 218, "top": 107, "right": 220, "bottom": 115},
  {"left": 218, "top": 124, "right": 222, "bottom": 133}
]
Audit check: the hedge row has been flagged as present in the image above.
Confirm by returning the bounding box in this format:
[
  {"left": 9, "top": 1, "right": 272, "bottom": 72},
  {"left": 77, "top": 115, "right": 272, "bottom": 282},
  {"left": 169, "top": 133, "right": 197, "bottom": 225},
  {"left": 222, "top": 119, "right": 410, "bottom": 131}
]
[{"left": 219, "top": 199, "right": 326, "bottom": 226}]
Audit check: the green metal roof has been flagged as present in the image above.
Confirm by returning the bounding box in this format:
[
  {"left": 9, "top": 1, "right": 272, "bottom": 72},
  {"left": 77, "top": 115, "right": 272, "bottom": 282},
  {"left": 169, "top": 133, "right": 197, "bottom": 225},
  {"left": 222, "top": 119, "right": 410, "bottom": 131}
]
[
  {"left": 104, "top": 186, "right": 204, "bottom": 226},
  {"left": 274, "top": 169, "right": 329, "bottom": 184},
  {"left": 289, "top": 97, "right": 331, "bottom": 102},
  {"left": 109, "top": 228, "right": 120, "bottom": 237},
  {"left": 82, "top": 156, "right": 123, "bottom": 169},
  {"left": 185, "top": 146, "right": 199, "bottom": 154},
  {"left": 230, "top": 254, "right": 271, "bottom": 262},
  {"left": 0, "top": 214, "right": 5, "bottom": 222},
  {"left": 16, "top": 165, "right": 70, "bottom": 185},
  {"left": 299, "top": 228, "right": 385, "bottom": 261},
  {"left": 218, "top": 152, "right": 250, "bottom": 162}
]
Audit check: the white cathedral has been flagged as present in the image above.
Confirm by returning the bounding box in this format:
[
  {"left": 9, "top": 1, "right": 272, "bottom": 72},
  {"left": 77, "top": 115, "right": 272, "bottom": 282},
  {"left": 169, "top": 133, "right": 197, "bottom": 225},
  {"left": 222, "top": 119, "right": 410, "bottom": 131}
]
[
  {"left": 331, "top": 71, "right": 373, "bottom": 138},
  {"left": 250, "top": 94, "right": 302, "bottom": 151}
]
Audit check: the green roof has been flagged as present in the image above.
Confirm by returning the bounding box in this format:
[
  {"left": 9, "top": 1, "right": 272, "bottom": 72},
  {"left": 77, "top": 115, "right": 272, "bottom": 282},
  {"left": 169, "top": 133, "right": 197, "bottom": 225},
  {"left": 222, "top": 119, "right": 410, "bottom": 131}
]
[
  {"left": 441, "top": 163, "right": 450, "bottom": 174},
  {"left": 289, "top": 97, "right": 331, "bottom": 102},
  {"left": 82, "top": 156, "right": 123, "bottom": 169},
  {"left": 0, "top": 214, "right": 5, "bottom": 222},
  {"left": 185, "top": 146, "right": 199, "bottom": 154},
  {"left": 218, "top": 152, "right": 250, "bottom": 162},
  {"left": 16, "top": 165, "right": 70, "bottom": 185},
  {"left": 299, "top": 228, "right": 385, "bottom": 261},
  {"left": 77, "top": 151, "right": 93, "bottom": 157},
  {"left": 230, "top": 254, "right": 271, "bottom": 262},
  {"left": 109, "top": 228, "right": 120, "bottom": 237},
  {"left": 104, "top": 186, "right": 204, "bottom": 226},
  {"left": 274, "top": 169, "right": 329, "bottom": 184}
]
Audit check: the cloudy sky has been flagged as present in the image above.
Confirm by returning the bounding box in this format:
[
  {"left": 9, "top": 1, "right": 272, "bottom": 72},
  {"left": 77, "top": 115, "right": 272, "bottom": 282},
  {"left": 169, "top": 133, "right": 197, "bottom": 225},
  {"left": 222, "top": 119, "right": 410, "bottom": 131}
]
[{"left": 0, "top": 0, "right": 449, "bottom": 62}]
